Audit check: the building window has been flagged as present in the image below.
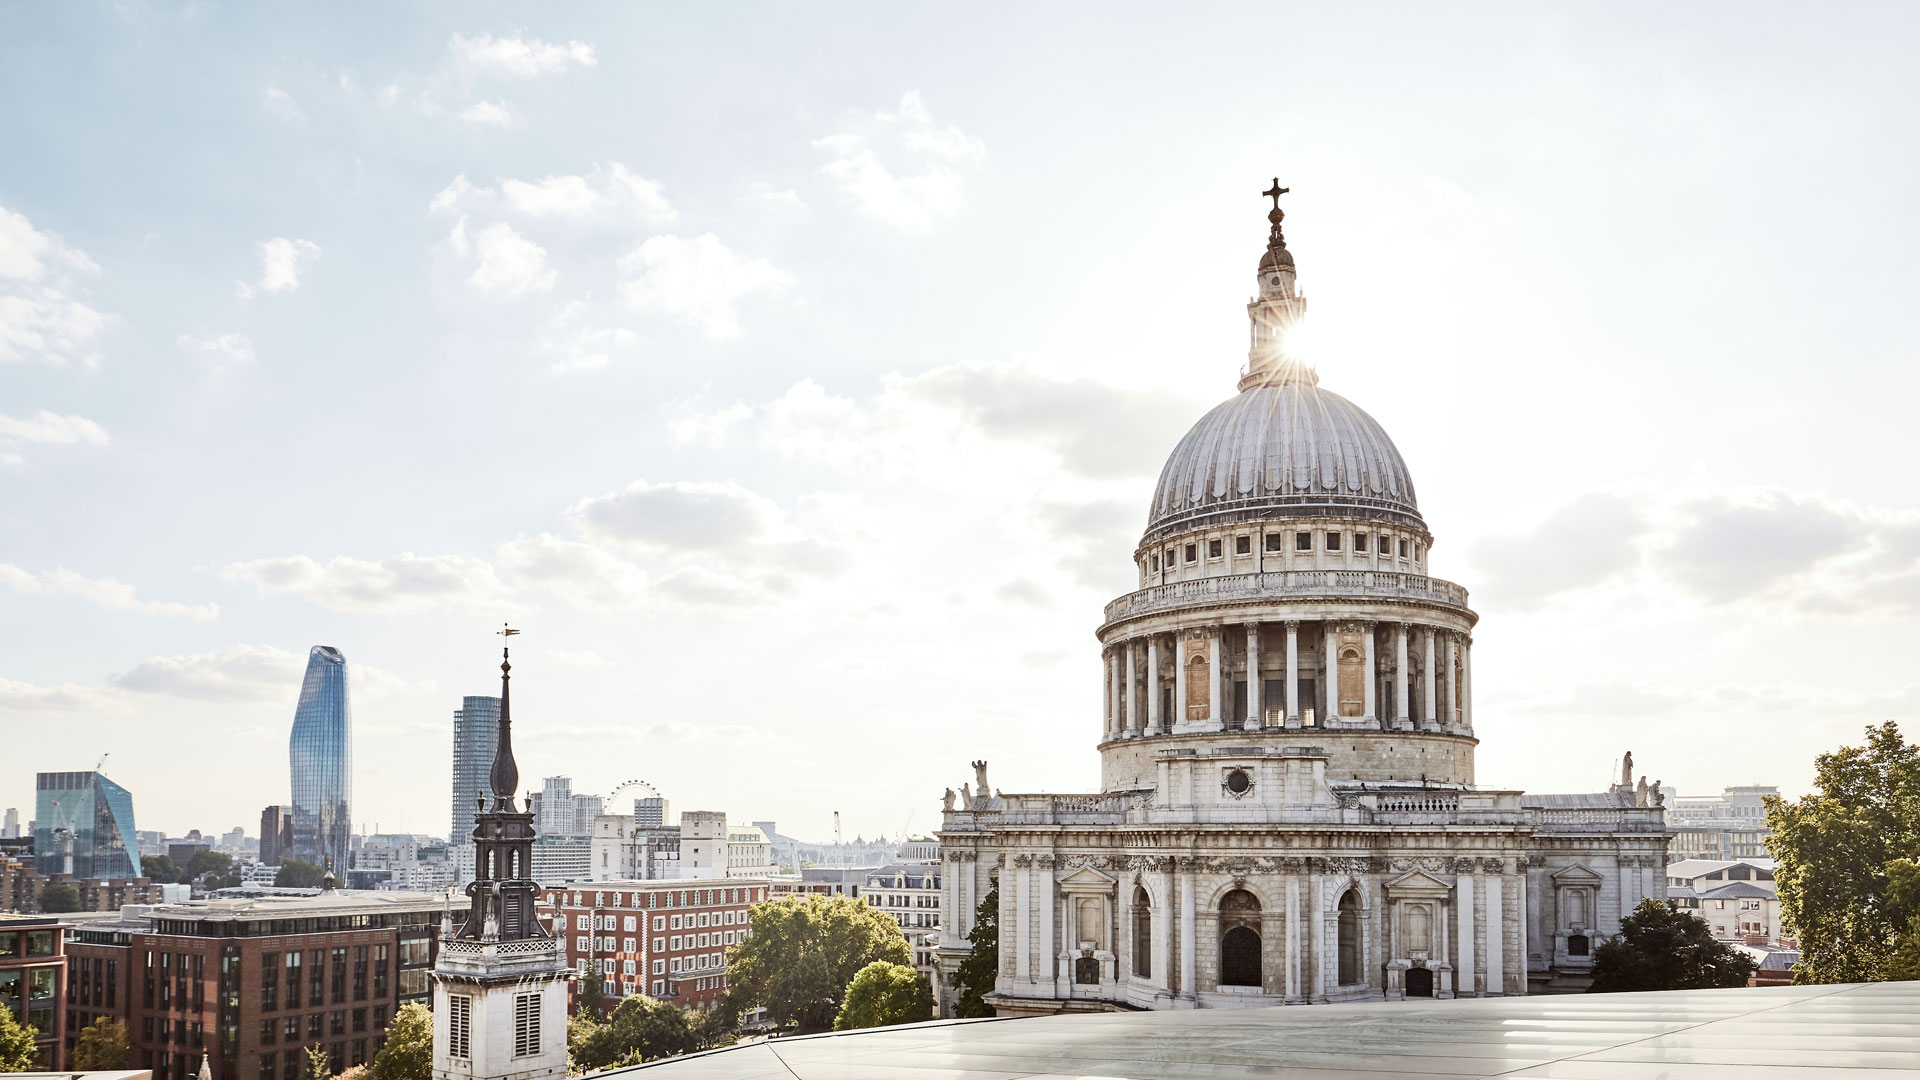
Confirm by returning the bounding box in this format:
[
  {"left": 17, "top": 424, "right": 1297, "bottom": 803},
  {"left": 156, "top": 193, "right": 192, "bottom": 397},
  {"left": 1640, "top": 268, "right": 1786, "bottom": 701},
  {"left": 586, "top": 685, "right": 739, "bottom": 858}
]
[
  {"left": 1379, "top": 534, "right": 1391, "bottom": 555},
  {"left": 1326, "top": 531, "right": 1342, "bottom": 552},
  {"left": 1295, "top": 531, "right": 1311, "bottom": 551},
  {"left": 447, "top": 995, "right": 470, "bottom": 1060},
  {"left": 1234, "top": 535, "right": 1250, "bottom": 555},
  {"left": 1399, "top": 538, "right": 1409, "bottom": 557},
  {"left": 1354, "top": 532, "right": 1367, "bottom": 554},
  {"left": 513, "top": 993, "right": 541, "bottom": 1058},
  {"left": 1207, "top": 539, "right": 1223, "bottom": 559},
  {"left": 1150, "top": 553, "right": 1159, "bottom": 572},
  {"left": 1265, "top": 532, "right": 1284, "bottom": 552},
  {"left": 1184, "top": 544, "right": 1197, "bottom": 564}
]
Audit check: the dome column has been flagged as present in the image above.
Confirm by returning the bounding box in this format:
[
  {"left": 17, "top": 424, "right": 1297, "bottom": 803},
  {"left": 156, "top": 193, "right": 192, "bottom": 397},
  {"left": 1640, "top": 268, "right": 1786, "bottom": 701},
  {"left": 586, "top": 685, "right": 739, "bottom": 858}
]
[
  {"left": 1107, "top": 649, "right": 1121, "bottom": 742},
  {"left": 1284, "top": 621, "right": 1301, "bottom": 728},
  {"left": 1126, "top": 641, "right": 1141, "bottom": 738},
  {"left": 1146, "top": 637, "right": 1162, "bottom": 734},
  {"left": 1322, "top": 623, "right": 1338, "bottom": 725},
  {"left": 1208, "top": 627, "right": 1224, "bottom": 730},
  {"left": 1174, "top": 634, "right": 1189, "bottom": 731},
  {"left": 1424, "top": 629, "right": 1439, "bottom": 730},
  {"left": 1443, "top": 634, "right": 1459, "bottom": 729},
  {"left": 1463, "top": 637, "right": 1475, "bottom": 731},
  {"left": 1245, "top": 622, "right": 1263, "bottom": 729},
  {"left": 1362, "top": 623, "right": 1378, "bottom": 727},
  {"left": 1394, "top": 623, "right": 1411, "bottom": 731}
]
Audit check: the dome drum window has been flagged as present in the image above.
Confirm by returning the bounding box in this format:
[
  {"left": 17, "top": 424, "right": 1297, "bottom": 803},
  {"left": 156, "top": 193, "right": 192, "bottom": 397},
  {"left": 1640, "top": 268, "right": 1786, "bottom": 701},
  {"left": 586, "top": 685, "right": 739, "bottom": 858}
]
[
  {"left": 1235, "top": 535, "right": 1251, "bottom": 555},
  {"left": 1223, "top": 768, "right": 1254, "bottom": 797},
  {"left": 1208, "top": 539, "right": 1223, "bottom": 559},
  {"left": 1326, "top": 531, "right": 1342, "bottom": 552},
  {"left": 1184, "top": 544, "right": 1198, "bottom": 564},
  {"left": 1266, "top": 532, "right": 1284, "bottom": 553},
  {"left": 1295, "top": 531, "right": 1311, "bottom": 551}
]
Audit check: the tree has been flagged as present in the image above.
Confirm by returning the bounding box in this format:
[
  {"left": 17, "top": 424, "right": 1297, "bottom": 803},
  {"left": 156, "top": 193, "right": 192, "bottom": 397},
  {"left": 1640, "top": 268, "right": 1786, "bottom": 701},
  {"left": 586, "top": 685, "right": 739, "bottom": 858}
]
[
  {"left": 0, "top": 1003, "right": 36, "bottom": 1071},
  {"left": 834, "top": 962, "right": 932, "bottom": 1031},
  {"left": 277, "top": 858, "right": 330, "bottom": 889},
  {"left": 575, "top": 972, "right": 606, "bottom": 1021},
  {"left": 370, "top": 1002, "right": 432, "bottom": 1080},
  {"left": 303, "top": 1044, "right": 330, "bottom": 1080},
  {"left": 1766, "top": 720, "right": 1920, "bottom": 983},
  {"left": 726, "top": 895, "right": 912, "bottom": 1033},
  {"left": 70, "top": 1017, "right": 131, "bottom": 1070},
  {"left": 950, "top": 886, "right": 998, "bottom": 1018},
  {"left": 566, "top": 995, "right": 695, "bottom": 1071},
  {"left": 38, "top": 882, "right": 81, "bottom": 913},
  {"left": 142, "top": 854, "right": 184, "bottom": 883},
  {"left": 1588, "top": 898, "right": 1758, "bottom": 992},
  {"left": 187, "top": 850, "right": 233, "bottom": 880}
]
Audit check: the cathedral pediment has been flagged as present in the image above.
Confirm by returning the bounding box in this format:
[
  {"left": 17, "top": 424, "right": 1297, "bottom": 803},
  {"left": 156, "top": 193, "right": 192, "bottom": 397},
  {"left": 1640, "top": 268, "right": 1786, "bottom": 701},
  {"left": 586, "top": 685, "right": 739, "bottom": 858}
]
[
  {"left": 1550, "top": 864, "right": 1604, "bottom": 884},
  {"left": 1383, "top": 869, "right": 1452, "bottom": 895},
  {"left": 1058, "top": 865, "right": 1119, "bottom": 890}
]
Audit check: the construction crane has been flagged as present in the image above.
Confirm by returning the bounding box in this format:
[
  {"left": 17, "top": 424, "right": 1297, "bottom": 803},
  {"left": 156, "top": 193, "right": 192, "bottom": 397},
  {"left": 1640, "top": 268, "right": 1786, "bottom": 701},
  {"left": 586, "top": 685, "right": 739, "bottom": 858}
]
[
  {"left": 833, "top": 811, "right": 841, "bottom": 846},
  {"left": 95, "top": 752, "right": 109, "bottom": 774}
]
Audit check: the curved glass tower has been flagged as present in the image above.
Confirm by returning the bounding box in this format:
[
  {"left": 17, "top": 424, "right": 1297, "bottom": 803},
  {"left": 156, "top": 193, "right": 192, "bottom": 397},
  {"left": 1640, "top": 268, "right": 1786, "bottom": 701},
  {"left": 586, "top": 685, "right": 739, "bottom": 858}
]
[{"left": 289, "top": 645, "right": 352, "bottom": 874}]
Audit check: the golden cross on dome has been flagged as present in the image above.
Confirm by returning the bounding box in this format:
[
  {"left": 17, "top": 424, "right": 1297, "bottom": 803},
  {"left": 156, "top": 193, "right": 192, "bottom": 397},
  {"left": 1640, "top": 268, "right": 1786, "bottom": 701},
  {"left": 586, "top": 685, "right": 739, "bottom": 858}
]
[{"left": 1263, "top": 178, "right": 1289, "bottom": 210}]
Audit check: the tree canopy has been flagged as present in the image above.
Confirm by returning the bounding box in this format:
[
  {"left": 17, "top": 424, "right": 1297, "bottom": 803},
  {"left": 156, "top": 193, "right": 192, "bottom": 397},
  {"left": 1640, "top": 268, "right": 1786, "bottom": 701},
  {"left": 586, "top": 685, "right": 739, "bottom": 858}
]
[
  {"left": 142, "top": 854, "right": 183, "bottom": 883},
  {"left": 567, "top": 995, "right": 697, "bottom": 1071},
  {"left": 370, "top": 1002, "right": 432, "bottom": 1080},
  {"left": 834, "top": 961, "right": 933, "bottom": 1031},
  {"left": 1589, "top": 898, "right": 1757, "bottom": 993},
  {"left": 276, "top": 858, "right": 330, "bottom": 888},
  {"left": 1766, "top": 720, "right": 1920, "bottom": 983},
  {"left": 0, "top": 1004, "right": 37, "bottom": 1071},
  {"left": 38, "top": 882, "right": 81, "bottom": 913},
  {"left": 71, "top": 1017, "right": 131, "bottom": 1070},
  {"left": 950, "top": 886, "right": 998, "bottom": 1018},
  {"left": 726, "top": 895, "right": 912, "bottom": 1032}
]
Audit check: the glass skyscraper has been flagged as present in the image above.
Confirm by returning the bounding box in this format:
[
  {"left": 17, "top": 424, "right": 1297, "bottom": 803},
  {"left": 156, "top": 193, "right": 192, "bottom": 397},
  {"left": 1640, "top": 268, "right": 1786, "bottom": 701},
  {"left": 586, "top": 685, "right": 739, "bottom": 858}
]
[
  {"left": 289, "top": 645, "right": 351, "bottom": 874},
  {"left": 33, "top": 771, "right": 138, "bottom": 878},
  {"left": 450, "top": 695, "right": 501, "bottom": 843}
]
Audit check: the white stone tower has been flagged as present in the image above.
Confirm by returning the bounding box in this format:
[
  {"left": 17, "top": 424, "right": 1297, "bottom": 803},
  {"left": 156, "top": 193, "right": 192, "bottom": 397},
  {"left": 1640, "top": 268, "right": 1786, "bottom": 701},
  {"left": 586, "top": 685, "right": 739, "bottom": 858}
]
[{"left": 433, "top": 631, "right": 570, "bottom": 1080}]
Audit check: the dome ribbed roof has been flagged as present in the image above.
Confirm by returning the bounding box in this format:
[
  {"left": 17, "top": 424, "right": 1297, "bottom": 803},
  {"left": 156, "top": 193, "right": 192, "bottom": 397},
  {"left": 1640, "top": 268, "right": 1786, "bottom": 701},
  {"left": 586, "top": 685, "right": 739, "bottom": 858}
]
[{"left": 1144, "top": 382, "right": 1423, "bottom": 543}]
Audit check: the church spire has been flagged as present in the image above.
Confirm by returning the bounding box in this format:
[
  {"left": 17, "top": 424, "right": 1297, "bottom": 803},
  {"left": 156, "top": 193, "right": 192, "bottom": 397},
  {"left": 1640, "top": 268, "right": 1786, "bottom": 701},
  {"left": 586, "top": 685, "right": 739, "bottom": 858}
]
[
  {"left": 489, "top": 625, "right": 519, "bottom": 811},
  {"left": 1240, "top": 177, "right": 1315, "bottom": 392}
]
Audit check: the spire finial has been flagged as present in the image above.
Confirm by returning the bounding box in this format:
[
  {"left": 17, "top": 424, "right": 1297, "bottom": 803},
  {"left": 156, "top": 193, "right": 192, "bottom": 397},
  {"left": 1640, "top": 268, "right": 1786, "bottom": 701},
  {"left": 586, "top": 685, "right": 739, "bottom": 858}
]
[
  {"left": 1263, "top": 177, "right": 1289, "bottom": 211},
  {"left": 488, "top": 624, "right": 521, "bottom": 807}
]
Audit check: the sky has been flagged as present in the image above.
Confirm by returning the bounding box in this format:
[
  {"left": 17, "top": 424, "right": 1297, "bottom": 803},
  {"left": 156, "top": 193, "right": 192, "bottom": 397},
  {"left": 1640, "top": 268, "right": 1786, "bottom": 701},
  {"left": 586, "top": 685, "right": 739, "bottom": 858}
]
[{"left": 3, "top": 2, "right": 1919, "bottom": 844}]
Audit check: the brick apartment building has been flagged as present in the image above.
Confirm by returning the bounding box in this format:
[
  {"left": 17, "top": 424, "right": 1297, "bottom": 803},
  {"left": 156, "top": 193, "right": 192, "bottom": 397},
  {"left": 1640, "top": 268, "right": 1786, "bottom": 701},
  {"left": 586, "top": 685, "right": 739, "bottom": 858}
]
[
  {"left": 543, "top": 879, "right": 766, "bottom": 1014},
  {"left": 0, "top": 854, "right": 165, "bottom": 913},
  {"left": 1, "top": 914, "right": 71, "bottom": 1070},
  {"left": 64, "top": 892, "right": 443, "bottom": 1080}
]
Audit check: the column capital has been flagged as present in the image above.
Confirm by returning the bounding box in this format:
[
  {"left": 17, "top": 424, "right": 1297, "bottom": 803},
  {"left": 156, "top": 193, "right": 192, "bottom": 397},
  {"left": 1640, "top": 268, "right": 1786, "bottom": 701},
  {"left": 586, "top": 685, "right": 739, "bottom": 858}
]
[{"left": 1285, "top": 619, "right": 1300, "bottom": 632}]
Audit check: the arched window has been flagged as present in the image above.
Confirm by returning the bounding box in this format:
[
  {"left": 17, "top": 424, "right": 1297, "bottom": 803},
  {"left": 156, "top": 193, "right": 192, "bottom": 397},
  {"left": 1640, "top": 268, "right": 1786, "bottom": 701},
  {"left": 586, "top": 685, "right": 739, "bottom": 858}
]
[
  {"left": 1132, "top": 887, "right": 1151, "bottom": 978},
  {"left": 1336, "top": 889, "right": 1361, "bottom": 985},
  {"left": 1219, "top": 889, "right": 1261, "bottom": 988}
]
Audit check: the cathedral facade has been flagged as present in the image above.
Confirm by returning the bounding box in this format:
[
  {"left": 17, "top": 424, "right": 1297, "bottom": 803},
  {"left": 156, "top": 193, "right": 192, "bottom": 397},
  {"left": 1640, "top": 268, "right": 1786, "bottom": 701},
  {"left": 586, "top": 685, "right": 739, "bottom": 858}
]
[{"left": 934, "top": 187, "right": 1670, "bottom": 1014}]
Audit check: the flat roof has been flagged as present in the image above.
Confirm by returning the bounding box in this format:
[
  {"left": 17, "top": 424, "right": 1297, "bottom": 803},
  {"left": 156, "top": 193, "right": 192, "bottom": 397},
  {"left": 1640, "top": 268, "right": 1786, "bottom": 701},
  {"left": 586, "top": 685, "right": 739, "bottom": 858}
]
[
  {"left": 612, "top": 982, "right": 1920, "bottom": 1078},
  {"left": 146, "top": 890, "right": 445, "bottom": 920}
]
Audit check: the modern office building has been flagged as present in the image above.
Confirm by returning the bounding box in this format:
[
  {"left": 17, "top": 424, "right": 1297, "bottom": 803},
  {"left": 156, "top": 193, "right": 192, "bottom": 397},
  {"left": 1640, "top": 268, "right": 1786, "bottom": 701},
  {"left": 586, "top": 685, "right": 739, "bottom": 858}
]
[
  {"left": 634, "top": 797, "right": 669, "bottom": 828},
  {"left": 34, "top": 770, "right": 139, "bottom": 879},
  {"left": 259, "top": 806, "right": 293, "bottom": 867},
  {"left": 289, "top": 646, "right": 352, "bottom": 875},
  {"left": 2, "top": 808, "right": 20, "bottom": 839},
  {"left": 448, "top": 695, "right": 500, "bottom": 845},
  {"left": 0, "top": 913, "right": 71, "bottom": 1069}
]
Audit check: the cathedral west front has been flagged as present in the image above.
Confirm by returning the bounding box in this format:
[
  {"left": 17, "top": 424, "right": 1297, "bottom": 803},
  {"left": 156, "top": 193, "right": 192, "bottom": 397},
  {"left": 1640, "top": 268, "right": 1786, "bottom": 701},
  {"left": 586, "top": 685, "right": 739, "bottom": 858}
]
[{"left": 935, "top": 183, "right": 1671, "bottom": 1013}]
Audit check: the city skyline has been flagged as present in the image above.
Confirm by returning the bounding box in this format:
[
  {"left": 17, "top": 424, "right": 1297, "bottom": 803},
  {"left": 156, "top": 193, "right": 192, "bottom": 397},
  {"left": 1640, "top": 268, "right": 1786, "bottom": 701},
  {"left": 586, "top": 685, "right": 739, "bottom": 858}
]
[{"left": 4, "top": 4, "right": 1920, "bottom": 840}]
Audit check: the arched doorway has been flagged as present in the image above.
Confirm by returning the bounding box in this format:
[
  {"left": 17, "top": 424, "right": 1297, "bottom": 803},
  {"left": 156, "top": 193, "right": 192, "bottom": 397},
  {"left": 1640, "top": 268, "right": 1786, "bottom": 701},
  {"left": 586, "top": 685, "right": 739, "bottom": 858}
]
[
  {"left": 1405, "top": 967, "right": 1433, "bottom": 997},
  {"left": 1219, "top": 888, "right": 1261, "bottom": 987},
  {"left": 1132, "top": 886, "right": 1152, "bottom": 978},
  {"left": 1336, "top": 889, "right": 1361, "bottom": 985}
]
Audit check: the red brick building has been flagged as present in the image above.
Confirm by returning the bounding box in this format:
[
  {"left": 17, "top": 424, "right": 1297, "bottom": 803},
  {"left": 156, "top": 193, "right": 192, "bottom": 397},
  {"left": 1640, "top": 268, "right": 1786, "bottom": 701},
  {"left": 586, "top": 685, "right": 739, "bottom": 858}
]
[
  {"left": 542, "top": 880, "right": 766, "bottom": 1014},
  {"left": 1, "top": 914, "right": 71, "bottom": 1070},
  {"left": 64, "top": 892, "right": 443, "bottom": 1080}
]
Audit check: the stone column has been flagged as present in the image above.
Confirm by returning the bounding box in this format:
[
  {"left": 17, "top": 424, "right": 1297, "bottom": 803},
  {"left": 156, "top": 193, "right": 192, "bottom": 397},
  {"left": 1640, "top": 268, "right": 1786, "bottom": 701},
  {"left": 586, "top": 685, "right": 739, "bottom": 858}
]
[
  {"left": 1014, "top": 855, "right": 1032, "bottom": 985},
  {"left": 1208, "top": 629, "right": 1223, "bottom": 729},
  {"left": 1456, "top": 863, "right": 1475, "bottom": 997},
  {"left": 1462, "top": 637, "right": 1474, "bottom": 729},
  {"left": 1285, "top": 872, "right": 1302, "bottom": 1001},
  {"left": 1362, "top": 623, "right": 1377, "bottom": 724},
  {"left": 1323, "top": 623, "right": 1339, "bottom": 725},
  {"left": 1423, "top": 628, "right": 1438, "bottom": 728},
  {"left": 1618, "top": 854, "right": 1632, "bottom": 933},
  {"left": 1284, "top": 621, "right": 1301, "bottom": 728},
  {"left": 1125, "top": 642, "right": 1140, "bottom": 738},
  {"left": 1246, "top": 622, "right": 1263, "bottom": 728},
  {"left": 1146, "top": 637, "right": 1162, "bottom": 734},
  {"left": 1157, "top": 860, "right": 1175, "bottom": 995},
  {"left": 1484, "top": 861, "right": 1504, "bottom": 996},
  {"left": 1107, "top": 650, "right": 1121, "bottom": 741},
  {"left": 1516, "top": 866, "right": 1529, "bottom": 996},
  {"left": 1309, "top": 864, "right": 1325, "bottom": 1001},
  {"left": 1395, "top": 623, "right": 1410, "bottom": 729},
  {"left": 1443, "top": 635, "right": 1458, "bottom": 728},
  {"left": 1178, "top": 859, "right": 1197, "bottom": 1002},
  {"left": 1037, "top": 855, "right": 1056, "bottom": 997},
  {"left": 1174, "top": 637, "right": 1188, "bottom": 730}
]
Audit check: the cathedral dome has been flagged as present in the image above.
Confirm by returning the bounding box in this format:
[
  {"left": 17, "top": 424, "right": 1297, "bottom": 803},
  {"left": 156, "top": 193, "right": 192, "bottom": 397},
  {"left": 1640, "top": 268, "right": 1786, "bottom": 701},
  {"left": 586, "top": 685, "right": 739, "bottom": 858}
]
[{"left": 1144, "top": 381, "right": 1423, "bottom": 543}]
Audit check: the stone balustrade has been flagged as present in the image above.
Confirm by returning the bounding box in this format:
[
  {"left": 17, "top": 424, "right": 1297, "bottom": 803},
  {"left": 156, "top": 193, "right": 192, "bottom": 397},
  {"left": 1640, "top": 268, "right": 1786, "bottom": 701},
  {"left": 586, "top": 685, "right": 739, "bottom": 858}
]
[
  {"left": 1102, "top": 569, "right": 1471, "bottom": 627},
  {"left": 1528, "top": 806, "right": 1669, "bottom": 834}
]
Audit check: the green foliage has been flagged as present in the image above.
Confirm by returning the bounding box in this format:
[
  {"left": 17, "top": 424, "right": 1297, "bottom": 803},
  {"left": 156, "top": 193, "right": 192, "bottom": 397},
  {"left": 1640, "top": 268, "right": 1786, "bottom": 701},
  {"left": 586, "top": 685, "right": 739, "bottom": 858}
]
[
  {"left": 142, "top": 854, "right": 184, "bottom": 883},
  {"left": 575, "top": 972, "right": 606, "bottom": 1021},
  {"left": 0, "top": 1002, "right": 37, "bottom": 1071},
  {"left": 950, "top": 886, "right": 998, "bottom": 1018},
  {"left": 303, "top": 1044, "right": 330, "bottom": 1080},
  {"left": 276, "top": 858, "right": 330, "bottom": 889},
  {"left": 726, "top": 895, "right": 912, "bottom": 1033},
  {"left": 1589, "top": 898, "right": 1758, "bottom": 993},
  {"left": 566, "top": 995, "right": 696, "bottom": 1071},
  {"left": 71, "top": 1017, "right": 131, "bottom": 1070},
  {"left": 833, "top": 961, "right": 932, "bottom": 1031},
  {"left": 187, "top": 850, "right": 233, "bottom": 879},
  {"left": 38, "top": 882, "right": 81, "bottom": 912},
  {"left": 370, "top": 1002, "right": 433, "bottom": 1080},
  {"left": 1766, "top": 721, "right": 1920, "bottom": 983}
]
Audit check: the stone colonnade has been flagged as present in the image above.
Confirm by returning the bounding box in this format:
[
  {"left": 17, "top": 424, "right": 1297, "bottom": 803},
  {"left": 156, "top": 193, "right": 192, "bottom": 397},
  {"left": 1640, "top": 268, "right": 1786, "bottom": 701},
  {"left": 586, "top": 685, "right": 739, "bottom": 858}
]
[{"left": 1103, "top": 620, "right": 1472, "bottom": 738}]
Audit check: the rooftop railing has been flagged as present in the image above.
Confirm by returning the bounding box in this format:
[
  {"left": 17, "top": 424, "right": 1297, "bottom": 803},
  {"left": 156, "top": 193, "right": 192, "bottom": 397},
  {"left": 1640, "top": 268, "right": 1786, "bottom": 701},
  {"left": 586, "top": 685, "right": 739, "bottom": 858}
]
[{"left": 1102, "top": 570, "right": 1471, "bottom": 626}]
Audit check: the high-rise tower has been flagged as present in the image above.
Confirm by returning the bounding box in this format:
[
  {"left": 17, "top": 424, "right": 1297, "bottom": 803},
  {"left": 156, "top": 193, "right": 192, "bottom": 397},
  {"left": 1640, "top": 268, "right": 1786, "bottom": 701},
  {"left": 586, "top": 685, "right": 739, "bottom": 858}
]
[
  {"left": 289, "top": 645, "right": 352, "bottom": 874},
  {"left": 34, "top": 771, "right": 138, "bottom": 878},
  {"left": 433, "top": 633, "right": 568, "bottom": 1080},
  {"left": 450, "top": 696, "right": 501, "bottom": 845}
]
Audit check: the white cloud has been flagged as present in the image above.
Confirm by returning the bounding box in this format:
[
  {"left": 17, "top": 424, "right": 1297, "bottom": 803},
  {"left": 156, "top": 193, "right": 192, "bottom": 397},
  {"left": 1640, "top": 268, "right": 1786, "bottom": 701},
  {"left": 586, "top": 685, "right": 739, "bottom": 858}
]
[
  {"left": 461, "top": 222, "right": 555, "bottom": 293},
  {"left": 814, "top": 92, "right": 983, "bottom": 233},
  {"left": 568, "top": 478, "right": 778, "bottom": 552},
  {"left": 0, "top": 410, "right": 110, "bottom": 447},
  {"left": 221, "top": 552, "right": 521, "bottom": 616},
  {"left": 263, "top": 83, "right": 303, "bottom": 120},
  {"left": 459, "top": 99, "right": 515, "bottom": 129},
  {"left": 176, "top": 332, "right": 255, "bottom": 367},
  {"left": 617, "top": 233, "right": 791, "bottom": 339},
  {"left": 0, "top": 677, "right": 125, "bottom": 713},
  {"left": 497, "top": 533, "right": 649, "bottom": 609},
  {"left": 448, "top": 33, "right": 597, "bottom": 79},
  {"left": 112, "top": 643, "right": 301, "bottom": 702},
  {"left": 236, "top": 237, "right": 320, "bottom": 300},
  {"left": 0, "top": 202, "right": 110, "bottom": 368},
  {"left": 1468, "top": 494, "right": 1648, "bottom": 609},
  {"left": 539, "top": 302, "right": 635, "bottom": 374},
  {"left": 1659, "top": 494, "right": 1869, "bottom": 603},
  {"left": 501, "top": 174, "right": 597, "bottom": 215},
  {"left": 432, "top": 163, "right": 676, "bottom": 224},
  {"left": 0, "top": 562, "right": 215, "bottom": 619}
]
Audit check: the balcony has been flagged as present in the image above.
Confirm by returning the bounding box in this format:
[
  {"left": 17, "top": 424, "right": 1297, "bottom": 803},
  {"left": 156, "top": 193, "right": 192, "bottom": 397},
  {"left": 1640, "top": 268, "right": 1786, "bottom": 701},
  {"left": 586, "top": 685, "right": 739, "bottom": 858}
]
[{"left": 1102, "top": 570, "right": 1472, "bottom": 628}]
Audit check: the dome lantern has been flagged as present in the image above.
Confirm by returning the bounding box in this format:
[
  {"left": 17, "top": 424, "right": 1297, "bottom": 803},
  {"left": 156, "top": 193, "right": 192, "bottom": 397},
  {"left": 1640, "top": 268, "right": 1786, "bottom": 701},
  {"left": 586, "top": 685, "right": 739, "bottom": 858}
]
[{"left": 1242, "top": 178, "right": 1313, "bottom": 391}]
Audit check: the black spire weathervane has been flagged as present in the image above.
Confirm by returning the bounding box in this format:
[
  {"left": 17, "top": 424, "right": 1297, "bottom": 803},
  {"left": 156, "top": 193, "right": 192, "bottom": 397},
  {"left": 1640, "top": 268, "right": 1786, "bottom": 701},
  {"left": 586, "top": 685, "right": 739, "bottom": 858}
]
[{"left": 489, "top": 624, "right": 520, "bottom": 811}]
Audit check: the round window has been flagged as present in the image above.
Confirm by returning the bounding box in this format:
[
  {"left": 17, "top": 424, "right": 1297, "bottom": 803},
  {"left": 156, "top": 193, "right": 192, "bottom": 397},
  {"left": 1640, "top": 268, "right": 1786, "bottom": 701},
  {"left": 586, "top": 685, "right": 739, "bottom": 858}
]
[{"left": 1224, "top": 768, "right": 1252, "bottom": 796}]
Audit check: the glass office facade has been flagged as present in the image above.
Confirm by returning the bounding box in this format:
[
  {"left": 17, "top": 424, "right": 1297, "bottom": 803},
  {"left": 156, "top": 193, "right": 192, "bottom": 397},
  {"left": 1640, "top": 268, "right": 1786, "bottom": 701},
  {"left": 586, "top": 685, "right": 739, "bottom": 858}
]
[
  {"left": 33, "top": 771, "right": 139, "bottom": 879},
  {"left": 289, "top": 646, "right": 352, "bottom": 874},
  {"left": 450, "top": 696, "right": 500, "bottom": 844}
]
